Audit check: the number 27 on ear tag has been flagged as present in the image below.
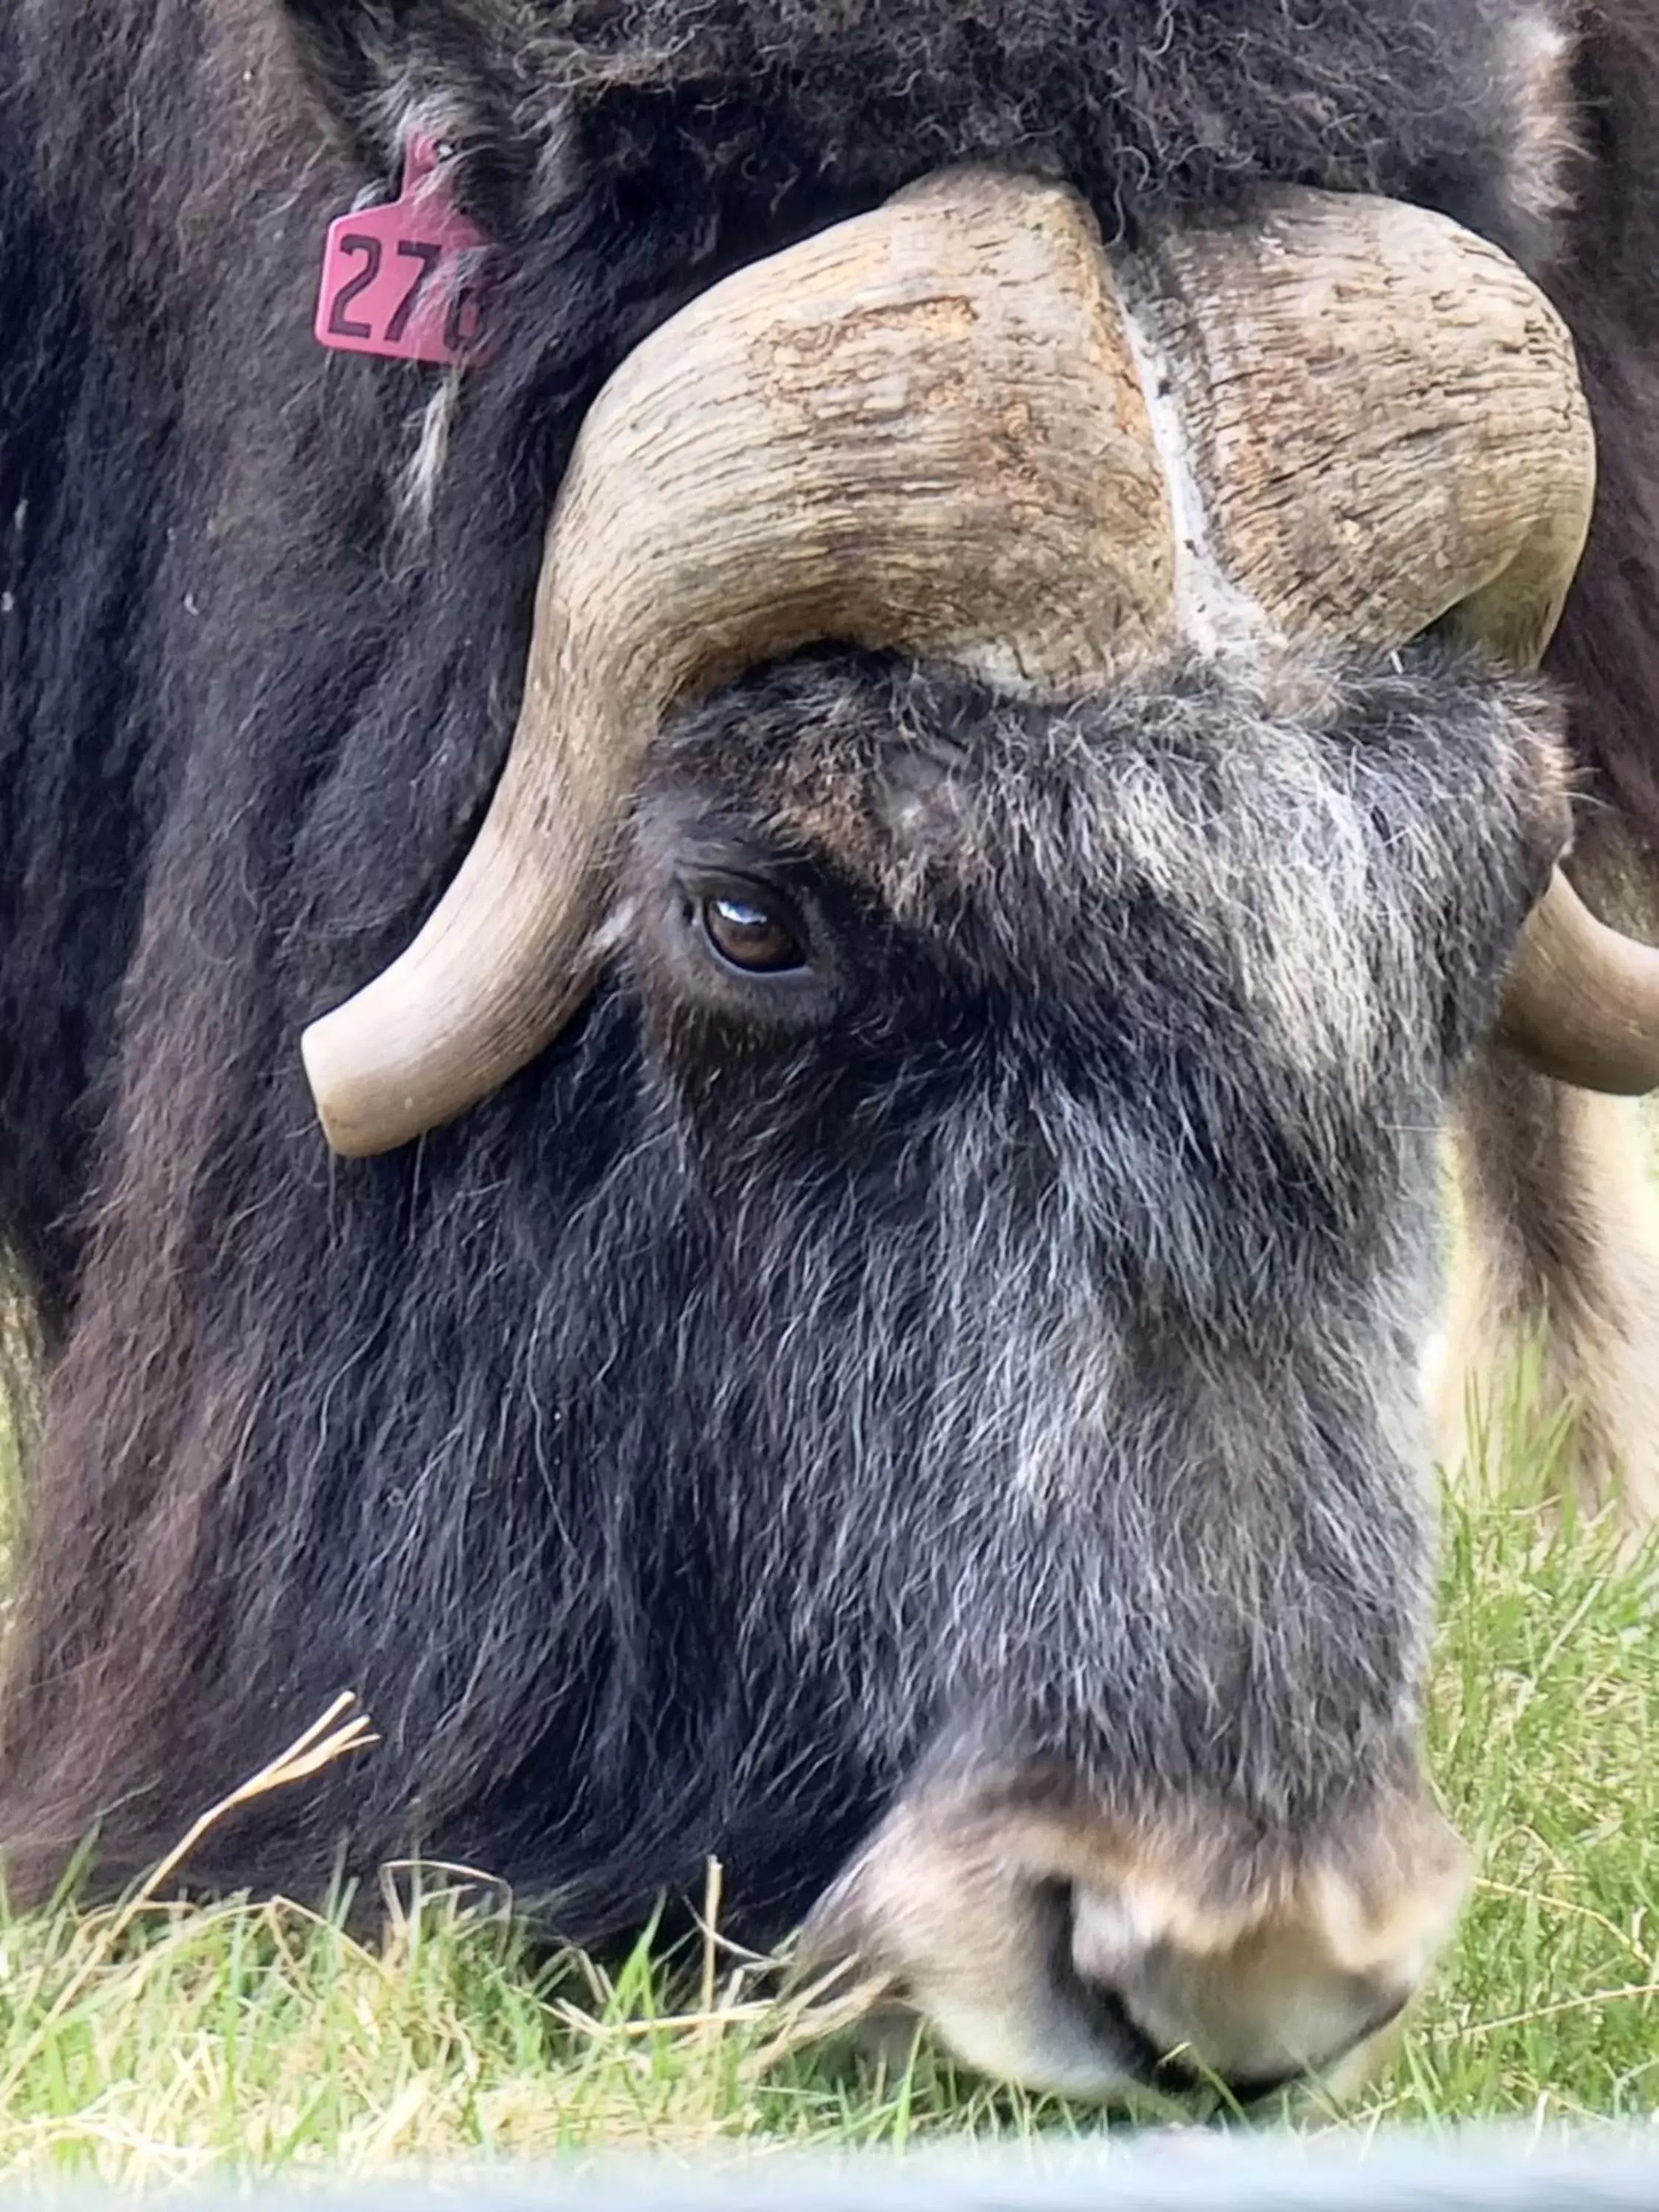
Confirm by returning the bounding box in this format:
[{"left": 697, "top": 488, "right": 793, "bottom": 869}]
[{"left": 315, "top": 136, "right": 495, "bottom": 369}]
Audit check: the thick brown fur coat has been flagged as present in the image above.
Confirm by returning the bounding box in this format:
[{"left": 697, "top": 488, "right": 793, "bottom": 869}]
[{"left": 0, "top": 0, "right": 1655, "bottom": 1947}]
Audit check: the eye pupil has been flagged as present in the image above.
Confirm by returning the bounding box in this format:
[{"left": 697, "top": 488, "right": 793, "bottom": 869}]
[{"left": 700, "top": 894, "right": 804, "bottom": 975}]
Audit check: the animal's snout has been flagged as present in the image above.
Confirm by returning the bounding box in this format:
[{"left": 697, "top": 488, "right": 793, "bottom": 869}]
[
  {"left": 1065, "top": 1870, "right": 1426, "bottom": 2098},
  {"left": 803, "top": 1770, "right": 1468, "bottom": 2101}
]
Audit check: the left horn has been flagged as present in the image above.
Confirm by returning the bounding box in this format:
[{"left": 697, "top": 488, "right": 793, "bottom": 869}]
[
  {"left": 303, "top": 174, "right": 1610, "bottom": 1155},
  {"left": 302, "top": 170, "right": 1177, "bottom": 1156}
]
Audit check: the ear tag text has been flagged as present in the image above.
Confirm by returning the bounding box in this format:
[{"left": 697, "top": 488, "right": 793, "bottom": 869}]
[{"left": 315, "top": 136, "right": 494, "bottom": 368}]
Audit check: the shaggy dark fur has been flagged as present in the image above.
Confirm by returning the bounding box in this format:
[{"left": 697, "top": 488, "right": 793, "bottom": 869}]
[
  {"left": 0, "top": 622, "right": 1568, "bottom": 1922},
  {"left": 1543, "top": 4, "right": 1659, "bottom": 850},
  {"left": 0, "top": 0, "right": 1652, "bottom": 1941}
]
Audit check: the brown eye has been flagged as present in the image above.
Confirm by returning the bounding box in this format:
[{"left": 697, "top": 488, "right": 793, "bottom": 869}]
[{"left": 699, "top": 892, "right": 805, "bottom": 975}]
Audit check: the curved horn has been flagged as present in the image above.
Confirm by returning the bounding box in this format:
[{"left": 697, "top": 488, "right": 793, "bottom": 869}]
[
  {"left": 1137, "top": 195, "right": 1659, "bottom": 1093},
  {"left": 1494, "top": 869, "right": 1659, "bottom": 1093},
  {"left": 1133, "top": 192, "right": 1595, "bottom": 667},
  {"left": 302, "top": 171, "right": 1175, "bottom": 1155},
  {"left": 302, "top": 172, "right": 1624, "bottom": 1155}
]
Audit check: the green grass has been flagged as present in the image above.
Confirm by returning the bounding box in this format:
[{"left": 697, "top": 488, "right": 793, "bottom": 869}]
[{"left": 0, "top": 1417, "right": 1649, "bottom": 2186}]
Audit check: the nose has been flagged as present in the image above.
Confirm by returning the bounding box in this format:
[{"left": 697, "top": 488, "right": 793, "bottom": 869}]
[
  {"left": 801, "top": 1776, "right": 1469, "bottom": 2101},
  {"left": 1066, "top": 1869, "right": 1436, "bottom": 2098}
]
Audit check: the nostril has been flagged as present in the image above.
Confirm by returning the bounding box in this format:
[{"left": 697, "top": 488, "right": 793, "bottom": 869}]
[
  {"left": 1066, "top": 1875, "right": 1422, "bottom": 2096},
  {"left": 1073, "top": 1972, "right": 1189, "bottom": 2087},
  {"left": 1068, "top": 1946, "right": 1332, "bottom": 2104},
  {"left": 1052, "top": 1882, "right": 1201, "bottom": 2090}
]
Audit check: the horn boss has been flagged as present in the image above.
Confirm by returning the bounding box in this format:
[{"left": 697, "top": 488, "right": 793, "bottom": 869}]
[{"left": 300, "top": 170, "right": 1653, "bottom": 1158}]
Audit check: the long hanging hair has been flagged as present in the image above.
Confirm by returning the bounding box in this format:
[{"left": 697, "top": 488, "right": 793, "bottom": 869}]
[{"left": 0, "top": 0, "right": 1652, "bottom": 1926}]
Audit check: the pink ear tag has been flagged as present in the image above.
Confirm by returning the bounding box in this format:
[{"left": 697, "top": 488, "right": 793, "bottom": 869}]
[{"left": 315, "top": 136, "right": 495, "bottom": 368}]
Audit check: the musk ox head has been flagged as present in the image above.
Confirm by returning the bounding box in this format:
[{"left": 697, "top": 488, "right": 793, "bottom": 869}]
[
  {"left": 283, "top": 173, "right": 1659, "bottom": 2093},
  {"left": 573, "top": 637, "right": 1544, "bottom": 2098}
]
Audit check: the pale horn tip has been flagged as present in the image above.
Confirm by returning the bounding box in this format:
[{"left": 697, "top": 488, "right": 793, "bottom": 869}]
[{"left": 301, "top": 997, "right": 444, "bottom": 1159}]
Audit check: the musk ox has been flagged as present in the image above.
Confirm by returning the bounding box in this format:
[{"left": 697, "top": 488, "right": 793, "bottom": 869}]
[{"left": 4, "top": 0, "right": 1659, "bottom": 2101}]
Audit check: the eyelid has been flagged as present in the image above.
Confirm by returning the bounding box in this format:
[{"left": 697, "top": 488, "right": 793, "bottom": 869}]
[{"left": 676, "top": 867, "right": 810, "bottom": 937}]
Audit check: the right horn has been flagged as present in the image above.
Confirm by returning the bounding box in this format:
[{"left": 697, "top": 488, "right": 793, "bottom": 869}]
[
  {"left": 1495, "top": 869, "right": 1659, "bottom": 1093},
  {"left": 1136, "top": 189, "right": 1659, "bottom": 1095}
]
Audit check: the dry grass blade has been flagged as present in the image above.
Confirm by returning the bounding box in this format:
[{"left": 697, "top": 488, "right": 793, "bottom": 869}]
[
  {"left": 0, "top": 1692, "right": 377, "bottom": 2109},
  {"left": 698, "top": 1857, "right": 723, "bottom": 2028},
  {"left": 122, "top": 1691, "right": 377, "bottom": 1921},
  {"left": 748, "top": 1960, "right": 898, "bottom": 2076}
]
